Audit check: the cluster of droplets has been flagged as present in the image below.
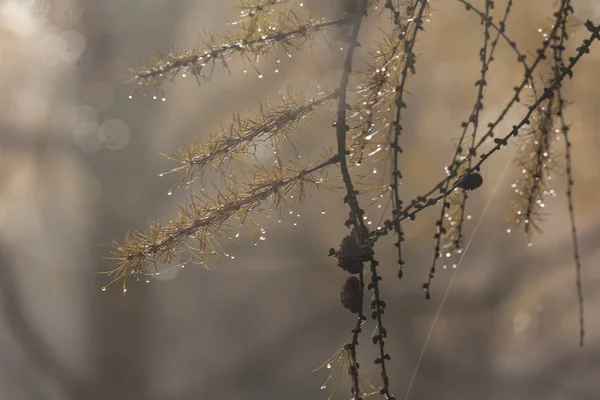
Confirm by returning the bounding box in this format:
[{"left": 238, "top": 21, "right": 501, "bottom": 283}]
[
  {"left": 506, "top": 129, "right": 558, "bottom": 245},
  {"left": 441, "top": 246, "right": 463, "bottom": 270},
  {"left": 127, "top": 93, "right": 166, "bottom": 102},
  {"left": 102, "top": 194, "right": 338, "bottom": 293},
  {"left": 101, "top": 260, "right": 190, "bottom": 293}
]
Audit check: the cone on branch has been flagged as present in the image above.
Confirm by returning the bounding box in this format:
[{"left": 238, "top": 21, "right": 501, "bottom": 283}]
[
  {"left": 340, "top": 276, "right": 362, "bottom": 313},
  {"left": 457, "top": 172, "right": 483, "bottom": 191},
  {"left": 337, "top": 234, "right": 363, "bottom": 274}
]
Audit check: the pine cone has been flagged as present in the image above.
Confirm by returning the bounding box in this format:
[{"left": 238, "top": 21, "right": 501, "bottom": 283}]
[
  {"left": 457, "top": 172, "right": 483, "bottom": 191},
  {"left": 337, "top": 234, "right": 363, "bottom": 274},
  {"left": 340, "top": 276, "right": 362, "bottom": 313}
]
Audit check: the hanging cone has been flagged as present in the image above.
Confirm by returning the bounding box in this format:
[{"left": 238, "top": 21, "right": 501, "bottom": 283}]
[{"left": 340, "top": 276, "right": 362, "bottom": 313}]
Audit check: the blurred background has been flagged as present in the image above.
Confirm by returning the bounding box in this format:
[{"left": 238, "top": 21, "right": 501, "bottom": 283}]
[{"left": 0, "top": 0, "right": 599, "bottom": 399}]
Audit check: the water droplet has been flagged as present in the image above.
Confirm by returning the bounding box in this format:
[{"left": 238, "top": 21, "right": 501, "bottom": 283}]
[
  {"left": 123, "top": 288, "right": 127, "bottom": 293},
  {"left": 293, "top": 222, "right": 298, "bottom": 226},
  {"left": 101, "top": 287, "right": 106, "bottom": 292},
  {"left": 506, "top": 228, "right": 512, "bottom": 233},
  {"left": 146, "top": 279, "right": 150, "bottom": 283},
  {"left": 320, "top": 385, "right": 327, "bottom": 390},
  {"left": 128, "top": 95, "right": 133, "bottom": 99},
  {"left": 259, "top": 236, "right": 266, "bottom": 241},
  {"left": 235, "top": 233, "right": 240, "bottom": 238},
  {"left": 167, "top": 191, "right": 172, "bottom": 196},
  {"left": 321, "top": 211, "right": 325, "bottom": 215},
  {"left": 326, "top": 363, "right": 331, "bottom": 369},
  {"left": 162, "top": 97, "right": 166, "bottom": 102}
]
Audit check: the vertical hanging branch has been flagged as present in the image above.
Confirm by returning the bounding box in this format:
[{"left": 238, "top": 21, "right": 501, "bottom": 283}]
[
  {"left": 451, "top": 0, "right": 509, "bottom": 253},
  {"left": 470, "top": 0, "right": 569, "bottom": 149},
  {"left": 506, "top": 1, "right": 570, "bottom": 241},
  {"left": 550, "top": 0, "right": 584, "bottom": 346},
  {"left": 389, "top": 0, "right": 429, "bottom": 279},
  {"left": 335, "top": 2, "right": 368, "bottom": 398},
  {"left": 334, "top": 1, "right": 394, "bottom": 399},
  {"left": 424, "top": 0, "right": 494, "bottom": 299}
]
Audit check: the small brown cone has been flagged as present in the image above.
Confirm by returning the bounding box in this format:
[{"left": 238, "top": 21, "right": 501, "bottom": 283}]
[
  {"left": 457, "top": 172, "right": 483, "bottom": 191},
  {"left": 337, "top": 234, "right": 363, "bottom": 274},
  {"left": 340, "top": 276, "right": 362, "bottom": 313}
]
